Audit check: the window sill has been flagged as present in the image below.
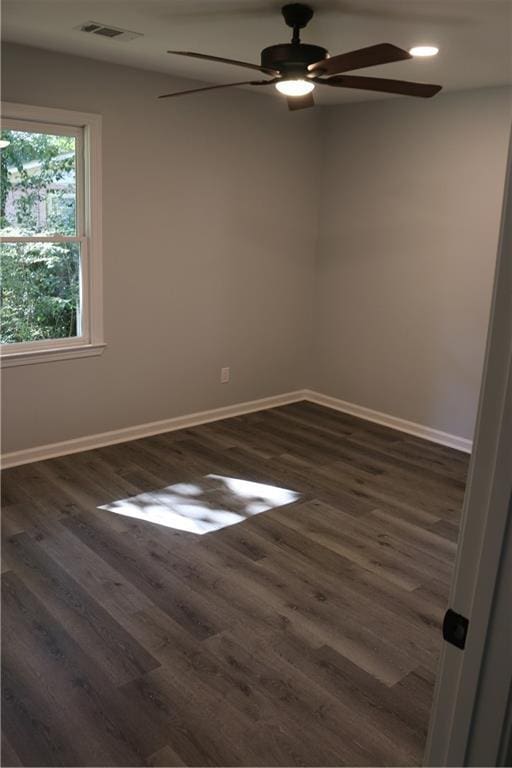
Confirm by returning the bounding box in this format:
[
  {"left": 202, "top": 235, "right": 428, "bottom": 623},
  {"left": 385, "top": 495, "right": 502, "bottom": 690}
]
[{"left": 1, "top": 342, "right": 106, "bottom": 368}]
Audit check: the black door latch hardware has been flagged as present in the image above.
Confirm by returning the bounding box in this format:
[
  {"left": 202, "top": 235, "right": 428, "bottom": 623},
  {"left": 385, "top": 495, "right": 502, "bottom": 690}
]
[{"left": 442, "top": 608, "right": 469, "bottom": 650}]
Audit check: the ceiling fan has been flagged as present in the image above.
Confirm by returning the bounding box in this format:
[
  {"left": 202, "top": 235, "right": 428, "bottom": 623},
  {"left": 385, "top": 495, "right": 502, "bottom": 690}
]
[{"left": 159, "top": 2, "right": 442, "bottom": 110}]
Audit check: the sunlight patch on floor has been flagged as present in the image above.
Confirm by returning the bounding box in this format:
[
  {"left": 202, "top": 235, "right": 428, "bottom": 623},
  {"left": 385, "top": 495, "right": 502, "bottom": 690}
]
[{"left": 99, "top": 475, "right": 300, "bottom": 534}]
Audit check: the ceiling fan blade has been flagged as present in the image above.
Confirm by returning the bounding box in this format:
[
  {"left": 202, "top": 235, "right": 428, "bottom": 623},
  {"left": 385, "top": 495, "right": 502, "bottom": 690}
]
[
  {"left": 158, "top": 79, "right": 275, "bottom": 99},
  {"left": 287, "top": 93, "right": 315, "bottom": 111},
  {"left": 319, "top": 74, "right": 442, "bottom": 97},
  {"left": 309, "top": 43, "right": 411, "bottom": 76},
  {"left": 167, "top": 50, "right": 278, "bottom": 75}
]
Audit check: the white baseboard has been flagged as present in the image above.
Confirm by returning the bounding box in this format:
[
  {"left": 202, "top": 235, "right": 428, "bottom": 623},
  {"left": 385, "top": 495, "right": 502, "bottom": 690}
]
[
  {"left": 1, "top": 390, "right": 309, "bottom": 469},
  {"left": 1, "top": 387, "right": 472, "bottom": 469},
  {"left": 303, "top": 389, "right": 473, "bottom": 454}
]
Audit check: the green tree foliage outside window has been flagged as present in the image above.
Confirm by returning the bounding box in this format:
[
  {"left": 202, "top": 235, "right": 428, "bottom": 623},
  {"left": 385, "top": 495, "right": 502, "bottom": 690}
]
[{"left": 0, "top": 128, "right": 81, "bottom": 344}]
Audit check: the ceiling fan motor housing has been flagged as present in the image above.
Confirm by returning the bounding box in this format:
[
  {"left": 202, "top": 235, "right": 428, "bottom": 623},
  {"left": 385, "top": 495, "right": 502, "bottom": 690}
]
[{"left": 261, "top": 43, "right": 327, "bottom": 77}]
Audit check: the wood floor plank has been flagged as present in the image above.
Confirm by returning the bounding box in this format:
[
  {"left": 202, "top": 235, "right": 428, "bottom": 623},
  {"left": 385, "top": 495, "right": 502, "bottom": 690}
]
[
  {"left": 1, "top": 402, "right": 467, "bottom": 767},
  {"left": 240, "top": 523, "right": 441, "bottom": 664},
  {"left": 1, "top": 733, "right": 23, "bottom": 767},
  {"left": 273, "top": 500, "right": 455, "bottom": 582},
  {"left": 147, "top": 744, "right": 185, "bottom": 767},
  {"left": 2, "top": 654, "right": 83, "bottom": 767},
  {"left": 272, "top": 502, "right": 426, "bottom": 591},
  {"left": 222, "top": 624, "right": 424, "bottom": 765},
  {"left": 315, "top": 458, "right": 463, "bottom": 519},
  {"left": 1, "top": 466, "right": 79, "bottom": 526},
  {"left": 1, "top": 572, "right": 167, "bottom": 765},
  {"left": 61, "top": 513, "right": 226, "bottom": 641},
  {"left": 314, "top": 644, "right": 431, "bottom": 748},
  {"left": 119, "top": 664, "right": 316, "bottom": 767},
  {"left": 204, "top": 521, "right": 424, "bottom": 684},
  {"left": 4, "top": 532, "right": 160, "bottom": 685},
  {"left": 203, "top": 630, "right": 382, "bottom": 766},
  {"left": 245, "top": 511, "right": 446, "bottom": 634},
  {"left": 270, "top": 406, "right": 467, "bottom": 484}
]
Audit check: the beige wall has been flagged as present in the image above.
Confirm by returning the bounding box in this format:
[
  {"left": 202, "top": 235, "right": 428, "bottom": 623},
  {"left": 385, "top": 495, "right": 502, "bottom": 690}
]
[
  {"left": 313, "top": 87, "right": 512, "bottom": 441},
  {"left": 2, "top": 44, "right": 511, "bottom": 454},
  {"left": 1, "top": 43, "right": 319, "bottom": 453}
]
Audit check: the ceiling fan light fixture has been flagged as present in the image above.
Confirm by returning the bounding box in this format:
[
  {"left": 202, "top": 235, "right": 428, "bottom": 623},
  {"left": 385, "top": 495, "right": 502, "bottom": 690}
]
[
  {"left": 275, "top": 79, "right": 315, "bottom": 96},
  {"left": 409, "top": 45, "right": 439, "bottom": 57}
]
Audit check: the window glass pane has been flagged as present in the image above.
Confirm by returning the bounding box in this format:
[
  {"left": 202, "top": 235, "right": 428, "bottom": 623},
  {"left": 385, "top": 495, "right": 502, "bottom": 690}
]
[
  {"left": 0, "top": 242, "right": 80, "bottom": 343},
  {"left": 0, "top": 128, "right": 76, "bottom": 236}
]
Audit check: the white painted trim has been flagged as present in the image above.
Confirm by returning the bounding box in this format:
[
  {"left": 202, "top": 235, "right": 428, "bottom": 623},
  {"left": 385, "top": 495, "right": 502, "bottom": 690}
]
[
  {"left": 83, "top": 108, "right": 103, "bottom": 347},
  {"left": 1, "top": 101, "right": 102, "bottom": 130},
  {"left": 303, "top": 389, "right": 473, "bottom": 453},
  {"left": 1, "top": 390, "right": 310, "bottom": 469},
  {"left": 0, "top": 342, "right": 106, "bottom": 368},
  {"left": 1, "top": 387, "right": 473, "bottom": 468}
]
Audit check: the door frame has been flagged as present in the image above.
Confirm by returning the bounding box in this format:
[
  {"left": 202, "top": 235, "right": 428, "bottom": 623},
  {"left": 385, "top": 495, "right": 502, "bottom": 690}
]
[{"left": 424, "top": 131, "right": 512, "bottom": 766}]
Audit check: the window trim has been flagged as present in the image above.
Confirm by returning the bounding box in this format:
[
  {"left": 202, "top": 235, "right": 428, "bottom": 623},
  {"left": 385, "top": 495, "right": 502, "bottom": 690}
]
[{"left": 0, "top": 102, "right": 104, "bottom": 367}]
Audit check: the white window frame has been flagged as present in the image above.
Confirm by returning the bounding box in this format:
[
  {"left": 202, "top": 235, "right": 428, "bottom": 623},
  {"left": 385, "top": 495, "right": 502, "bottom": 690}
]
[{"left": 0, "top": 102, "right": 104, "bottom": 367}]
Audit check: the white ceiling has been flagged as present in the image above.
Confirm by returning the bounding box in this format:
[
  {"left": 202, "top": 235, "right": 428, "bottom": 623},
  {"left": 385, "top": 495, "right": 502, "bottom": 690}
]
[{"left": 3, "top": 0, "right": 512, "bottom": 105}]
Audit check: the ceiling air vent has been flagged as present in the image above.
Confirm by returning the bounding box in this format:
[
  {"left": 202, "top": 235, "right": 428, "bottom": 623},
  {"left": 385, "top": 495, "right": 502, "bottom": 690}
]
[{"left": 75, "top": 21, "right": 143, "bottom": 42}]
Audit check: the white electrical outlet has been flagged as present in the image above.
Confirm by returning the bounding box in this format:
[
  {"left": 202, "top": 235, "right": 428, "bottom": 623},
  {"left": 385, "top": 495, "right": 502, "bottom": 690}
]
[{"left": 221, "top": 367, "right": 230, "bottom": 383}]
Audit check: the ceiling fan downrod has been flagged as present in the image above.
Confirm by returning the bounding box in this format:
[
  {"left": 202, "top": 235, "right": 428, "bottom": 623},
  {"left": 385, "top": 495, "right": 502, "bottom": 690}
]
[{"left": 260, "top": 4, "right": 326, "bottom": 76}]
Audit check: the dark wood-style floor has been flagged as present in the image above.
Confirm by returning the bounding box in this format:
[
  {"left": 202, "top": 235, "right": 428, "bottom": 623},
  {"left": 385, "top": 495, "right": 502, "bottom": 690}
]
[{"left": 1, "top": 401, "right": 468, "bottom": 767}]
